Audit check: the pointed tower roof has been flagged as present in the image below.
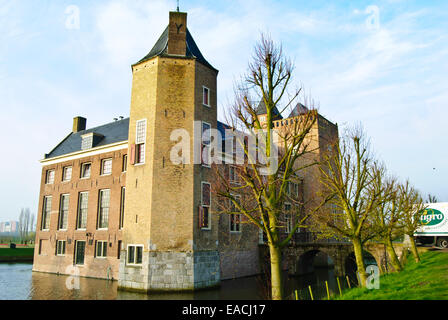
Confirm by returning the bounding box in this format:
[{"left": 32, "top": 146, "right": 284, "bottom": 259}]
[
  {"left": 288, "top": 103, "right": 309, "bottom": 118},
  {"left": 255, "top": 100, "right": 283, "bottom": 120},
  {"left": 133, "top": 12, "right": 217, "bottom": 72}
]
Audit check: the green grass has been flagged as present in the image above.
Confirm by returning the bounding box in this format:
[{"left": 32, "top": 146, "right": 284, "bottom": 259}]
[
  {"left": 337, "top": 251, "right": 448, "bottom": 300},
  {"left": 0, "top": 247, "right": 34, "bottom": 257}
]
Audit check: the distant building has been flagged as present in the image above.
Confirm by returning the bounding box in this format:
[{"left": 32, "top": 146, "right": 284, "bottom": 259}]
[{"left": 0, "top": 221, "right": 19, "bottom": 234}]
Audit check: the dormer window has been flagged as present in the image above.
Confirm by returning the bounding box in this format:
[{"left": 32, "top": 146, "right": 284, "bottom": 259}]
[{"left": 81, "top": 132, "right": 104, "bottom": 150}]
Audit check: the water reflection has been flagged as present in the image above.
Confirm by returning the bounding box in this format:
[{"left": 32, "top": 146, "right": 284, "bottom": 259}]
[{"left": 1, "top": 263, "right": 339, "bottom": 300}]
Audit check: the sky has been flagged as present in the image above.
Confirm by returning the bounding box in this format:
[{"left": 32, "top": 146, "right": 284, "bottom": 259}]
[{"left": 0, "top": 0, "right": 447, "bottom": 222}]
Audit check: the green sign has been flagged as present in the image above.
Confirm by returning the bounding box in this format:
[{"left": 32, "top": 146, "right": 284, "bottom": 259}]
[{"left": 420, "top": 208, "right": 445, "bottom": 226}]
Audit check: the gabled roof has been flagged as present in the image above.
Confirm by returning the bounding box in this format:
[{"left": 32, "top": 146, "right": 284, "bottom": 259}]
[
  {"left": 45, "top": 118, "right": 129, "bottom": 159},
  {"left": 288, "top": 103, "right": 309, "bottom": 118},
  {"left": 255, "top": 100, "right": 283, "bottom": 120},
  {"left": 133, "top": 26, "right": 218, "bottom": 72}
]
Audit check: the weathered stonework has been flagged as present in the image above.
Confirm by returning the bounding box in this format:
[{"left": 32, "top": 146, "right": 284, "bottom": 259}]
[{"left": 118, "top": 250, "right": 220, "bottom": 292}]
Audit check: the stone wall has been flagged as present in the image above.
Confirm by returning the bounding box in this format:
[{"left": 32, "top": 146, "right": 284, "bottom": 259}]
[{"left": 118, "top": 250, "right": 220, "bottom": 292}]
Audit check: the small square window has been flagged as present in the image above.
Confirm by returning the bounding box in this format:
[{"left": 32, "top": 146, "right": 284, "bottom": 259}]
[
  {"left": 56, "top": 240, "right": 66, "bottom": 256},
  {"left": 95, "top": 241, "right": 108, "bottom": 258},
  {"left": 127, "top": 245, "right": 143, "bottom": 265}
]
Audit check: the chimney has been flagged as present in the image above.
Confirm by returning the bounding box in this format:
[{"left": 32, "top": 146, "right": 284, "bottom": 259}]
[
  {"left": 167, "top": 11, "right": 187, "bottom": 56},
  {"left": 73, "top": 116, "right": 87, "bottom": 133}
]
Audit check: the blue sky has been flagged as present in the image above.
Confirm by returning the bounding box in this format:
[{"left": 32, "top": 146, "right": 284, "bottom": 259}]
[{"left": 1, "top": 0, "right": 447, "bottom": 222}]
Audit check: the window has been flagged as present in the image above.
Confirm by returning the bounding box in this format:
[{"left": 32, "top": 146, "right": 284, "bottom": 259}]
[
  {"left": 134, "top": 119, "right": 146, "bottom": 165},
  {"left": 229, "top": 166, "right": 238, "bottom": 184},
  {"left": 117, "top": 240, "right": 122, "bottom": 259},
  {"left": 74, "top": 241, "right": 86, "bottom": 265},
  {"left": 56, "top": 240, "right": 66, "bottom": 256},
  {"left": 81, "top": 163, "right": 91, "bottom": 179},
  {"left": 41, "top": 196, "right": 52, "bottom": 230},
  {"left": 203, "top": 86, "right": 210, "bottom": 106},
  {"left": 101, "top": 158, "right": 112, "bottom": 175},
  {"left": 122, "top": 154, "right": 127, "bottom": 172},
  {"left": 62, "top": 166, "right": 72, "bottom": 182},
  {"left": 77, "top": 192, "right": 88, "bottom": 230},
  {"left": 127, "top": 245, "right": 143, "bottom": 265},
  {"left": 45, "top": 170, "right": 55, "bottom": 184},
  {"left": 201, "top": 122, "right": 211, "bottom": 167},
  {"left": 199, "top": 182, "right": 211, "bottom": 229},
  {"left": 285, "top": 203, "right": 292, "bottom": 233},
  {"left": 230, "top": 195, "right": 241, "bottom": 233},
  {"left": 95, "top": 241, "right": 108, "bottom": 258},
  {"left": 119, "top": 187, "right": 125, "bottom": 229},
  {"left": 97, "top": 189, "right": 110, "bottom": 229},
  {"left": 58, "top": 194, "right": 69, "bottom": 230},
  {"left": 292, "top": 182, "right": 299, "bottom": 198},
  {"left": 81, "top": 135, "right": 93, "bottom": 150}
]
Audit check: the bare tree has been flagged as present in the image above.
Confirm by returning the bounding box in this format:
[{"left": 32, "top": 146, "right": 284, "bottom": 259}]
[
  {"left": 317, "top": 125, "right": 382, "bottom": 287},
  {"left": 213, "top": 34, "right": 322, "bottom": 300},
  {"left": 399, "top": 181, "right": 426, "bottom": 263},
  {"left": 18, "top": 208, "right": 31, "bottom": 242},
  {"left": 369, "top": 164, "right": 404, "bottom": 272}
]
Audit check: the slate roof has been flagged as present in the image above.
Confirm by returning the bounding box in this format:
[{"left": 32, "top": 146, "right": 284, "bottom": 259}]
[
  {"left": 255, "top": 100, "right": 283, "bottom": 120},
  {"left": 288, "top": 103, "right": 309, "bottom": 118},
  {"left": 133, "top": 26, "right": 218, "bottom": 72},
  {"left": 45, "top": 118, "right": 129, "bottom": 159},
  {"left": 45, "top": 118, "right": 232, "bottom": 159}
]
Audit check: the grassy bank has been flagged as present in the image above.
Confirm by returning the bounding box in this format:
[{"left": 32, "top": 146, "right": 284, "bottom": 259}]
[
  {"left": 337, "top": 250, "right": 448, "bottom": 300},
  {"left": 0, "top": 247, "right": 34, "bottom": 262}
]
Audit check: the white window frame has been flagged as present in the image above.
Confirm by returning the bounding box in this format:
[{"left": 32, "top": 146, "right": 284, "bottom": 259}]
[
  {"left": 100, "top": 158, "right": 113, "bottom": 176},
  {"left": 127, "top": 244, "right": 144, "bottom": 266},
  {"left": 95, "top": 240, "right": 108, "bottom": 259},
  {"left": 200, "top": 182, "right": 211, "bottom": 230},
  {"left": 80, "top": 162, "right": 91, "bottom": 179},
  {"left": 58, "top": 194, "right": 70, "bottom": 231},
  {"left": 202, "top": 86, "right": 210, "bottom": 107},
  {"left": 46, "top": 169, "right": 55, "bottom": 184},
  {"left": 97, "top": 189, "right": 110, "bottom": 230},
  {"left": 76, "top": 192, "right": 89, "bottom": 230},
  {"left": 56, "top": 240, "right": 66, "bottom": 256},
  {"left": 41, "top": 196, "right": 52, "bottom": 231},
  {"left": 62, "top": 166, "right": 72, "bottom": 182},
  {"left": 201, "top": 121, "right": 211, "bottom": 168},
  {"left": 135, "top": 119, "right": 147, "bottom": 165}
]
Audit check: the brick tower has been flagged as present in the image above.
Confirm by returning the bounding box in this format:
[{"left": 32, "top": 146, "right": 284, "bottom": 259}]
[{"left": 118, "top": 11, "right": 220, "bottom": 292}]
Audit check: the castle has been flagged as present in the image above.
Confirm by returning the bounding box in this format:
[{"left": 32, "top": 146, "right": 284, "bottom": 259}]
[{"left": 33, "top": 11, "right": 338, "bottom": 292}]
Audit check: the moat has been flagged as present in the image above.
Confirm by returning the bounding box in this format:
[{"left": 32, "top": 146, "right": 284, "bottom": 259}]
[{"left": 0, "top": 262, "right": 338, "bottom": 300}]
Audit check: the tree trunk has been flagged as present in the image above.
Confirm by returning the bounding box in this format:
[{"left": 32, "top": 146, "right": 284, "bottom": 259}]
[
  {"left": 385, "top": 236, "right": 402, "bottom": 272},
  {"left": 269, "top": 244, "right": 283, "bottom": 300},
  {"left": 408, "top": 235, "right": 420, "bottom": 263},
  {"left": 352, "top": 236, "right": 367, "bottom": 287}
]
